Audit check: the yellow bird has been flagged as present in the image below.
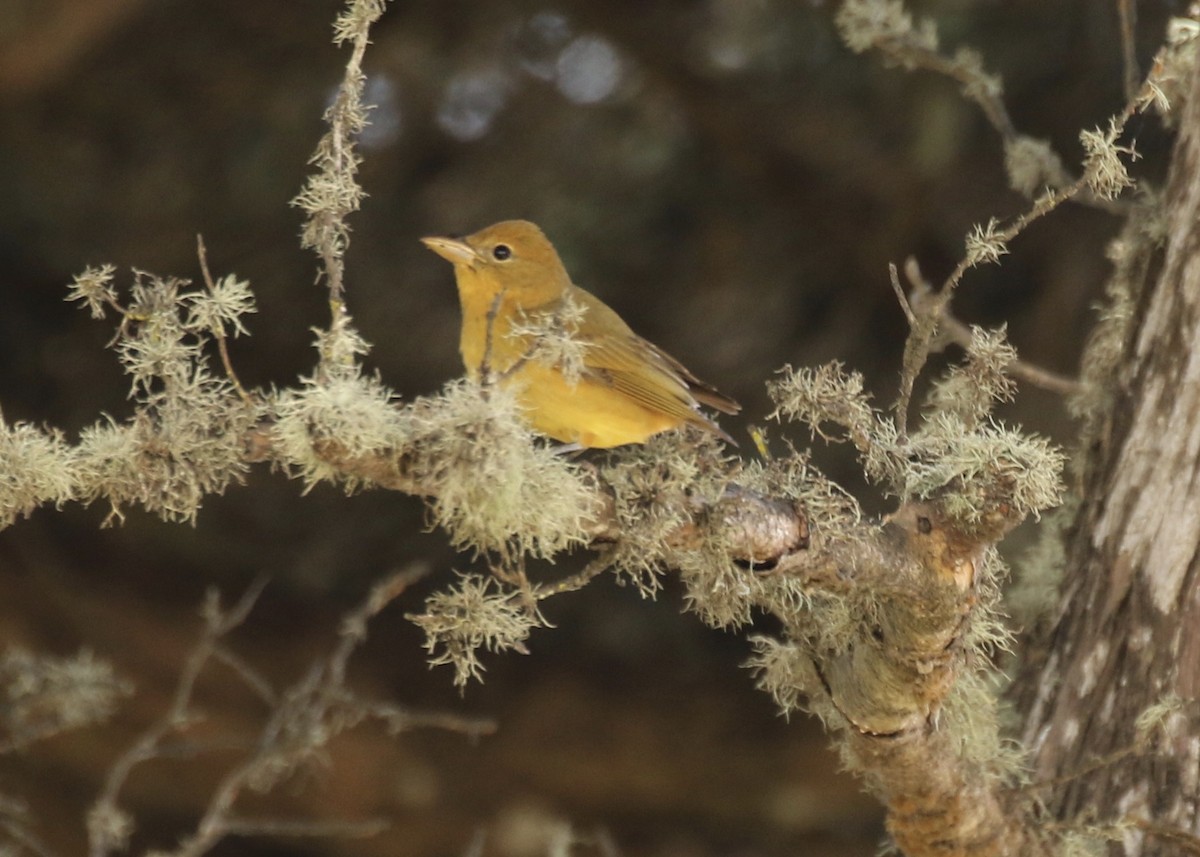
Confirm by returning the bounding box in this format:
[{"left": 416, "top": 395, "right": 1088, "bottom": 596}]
[{"left": 422, "top": 220, "right": 740, "bottom": 449}]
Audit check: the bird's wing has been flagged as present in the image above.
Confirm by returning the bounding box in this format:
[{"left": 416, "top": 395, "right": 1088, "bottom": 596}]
[
  {"left": 565, "top": 288, "right": 741, "bottom": 424},
  {"left": 637, "top": 339, "right": 741, "bottom": 415}
]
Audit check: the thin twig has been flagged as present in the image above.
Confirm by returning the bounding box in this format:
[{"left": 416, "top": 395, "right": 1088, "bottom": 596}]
[
  {"left": 903, "top": 258, "right": 1082, "bottom": 397},
  {"left": 89, "top": 579, "right": 269, "bottom": 857},
  {"left": 319, "top": 25, "right": 374, "bottom": 314},
  {"left": 889, "top": 262, "right": 917, "bottom": 326},
  {"left": 944, "top": 316, "right": 1080, "bottom": 396},
  {"left": 534, "top": 551, "right": 616, "bottom": 599},
  {"left": 495, "top": 354, "right": 531, "bottom": 384},
  {"left": 1118, "top": 0, "right": 1140, "bottom": 104},
  {"left": 0, "top": 798, "right": 58, "bottom": 857},
  {"left": 355, "top": 700, "right": 497, "bottom": 740},
  {"left": 140, "top": 736, "right": 253, "bottom": 760},
  {"left": 899, "top": 42, "right": 1015, "bottom": 139},
  {"left": 1, "top": 821, "right": 58, "bottom": 857},
  {"left": 169, "top": 565, "right": 480, "bottom": 857},
  {"left": 462, "top": 828, "right": 488, "bottom": 857},
  {"left": 210, "top": 644, "right": 278, "bottom": 707},
  {"left": 219, "top": 816, "right": 390, "bottom": 839},
  {"left": 196, "top": 235, "right": 254, "bottom": 408},
  {"left": 859, "top": 0, "right": 1147, "bottom": 427},
  {"left": 330, "top": 564, "right": 431, "bottom": 687},
  {"left": 893, "top": 161, "right": 1110, "bottom": 428},
  {"left": 1130, "top": 817, "right": 1200, "bottom": 854},
  {"left": 1017, "top": 743, "right": 1141, "bottom": 794},
  {"left": 489, "top": 556, "right": 540, "bottom": 619},
  {"left": 859, "top": 12, "right": 1131, "bottom": 219},
  {"left": 479, "top": 290, "right": 505, "bottom": 382},
  {"left": 593, "top": 825, "right": 624, "bottom": 857},
  {"left": 495, "top": 298, "right": 587, "bottom": 386}
]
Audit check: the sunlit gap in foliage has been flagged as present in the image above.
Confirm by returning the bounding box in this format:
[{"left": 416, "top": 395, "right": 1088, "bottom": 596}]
[
  {"left": 435, "top": 9, "right": 626, "bottom": 142},
  {"left": 699, "top": 0, "right": 795, "bottom": 73}
]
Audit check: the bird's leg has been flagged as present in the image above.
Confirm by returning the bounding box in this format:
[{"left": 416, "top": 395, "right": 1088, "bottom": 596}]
[{"left": 549, "top": 441, "right": 584, "bottom": 456}]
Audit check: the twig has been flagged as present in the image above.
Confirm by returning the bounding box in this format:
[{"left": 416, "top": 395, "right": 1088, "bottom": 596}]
[
  {"left": 218, "top": 816, "right": 390, "bottom": 839},
  {"left": 139, "top": 736, "right": 253, "bottom": 760},
  {"left": 196, "top": 234, "right": 254, "bottom": 408},
  {"left": 903, "top": 258, "right": 1082, "bottom": 397},
  {"left": 479, "top": 290, "right": 505, "bottom": 382},
  {"left": 294, "top": 2, "right": 389, "bottom": 325},
  {"left": 0, "top": 796, "right": 58, "bottom": 857},
  {"left": 355, "top": 700, "right": 497, "bottom": 740},
  {"left": 853, "top": 19, "right": 1016, "bottom": 139},
  {"left": 89, "top": 579, "right": 269, "bottom": 857},
  {"left": 593, "top": 826, "right": 624, "bottom": 857},
  {"left": 1130, "top": 817, "right": 1200, "bottom": 854},
  {"left": 490, "top": 559, "right": 540, "bottom": 618},
  {"left": 1118, "top": 0, "right": 1140, "bottom": 104},
  {"left": 1, "top": 819, "right": 58, "bottom": 857},
  {"left": 329, "top": 564, "right": 431, "bottom": 687},
  {"left": 161, "top": 564, "right": 481, "bottom": 857},
  {"left": 534, "top": 550, "right": 616, "bottom": 599},
  {"left": 889, "top": 262, "right": 917, "bottom": 326},
  {"left": 462, "top": 828, "right": 488, "bottom": 857},
  {"left": 947, "top": 319, "right": 1079, "bottom": 395},
  {"left": 210, "top": 645, "right": 277, "bottom": 707},
  {"left": 891, "top": 137, "right": 1131, "bottom": 428},
  {"left": 908, "top": 44, "right": 1015, "bottom": 139},
  {"left": 1017, "top": 743, "right": 1141, "bottom": 795}
]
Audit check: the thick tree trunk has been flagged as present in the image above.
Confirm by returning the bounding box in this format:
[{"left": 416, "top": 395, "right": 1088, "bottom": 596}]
[{"left": 1018, "top": 65, "right": 1200, "bottom": 853}]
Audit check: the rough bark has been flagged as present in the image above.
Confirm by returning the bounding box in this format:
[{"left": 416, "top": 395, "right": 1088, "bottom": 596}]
[
  {"left": 797, "top": 502, "right": 1044, "bottom": 857},
  {"left": 1018, "top": 64, "right": 1200, "bottom": 853}
]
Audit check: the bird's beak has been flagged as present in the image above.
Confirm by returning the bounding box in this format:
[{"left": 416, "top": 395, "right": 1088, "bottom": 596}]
[{"left": 421, "top": 235, "right": 477, "bottom": 266}]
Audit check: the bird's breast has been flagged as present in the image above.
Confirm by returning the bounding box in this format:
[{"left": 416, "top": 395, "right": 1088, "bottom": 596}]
[
  {"left": 501, "top": 361, "right": 681, "bottom": 448},
  {"left": 457, "top": 293, "right": 539, "bottom": 376}
]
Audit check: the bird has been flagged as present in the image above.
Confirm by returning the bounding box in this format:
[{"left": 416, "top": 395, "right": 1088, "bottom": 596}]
[{"left": 421, "top": 219, "right": 740, "bottom": 449}]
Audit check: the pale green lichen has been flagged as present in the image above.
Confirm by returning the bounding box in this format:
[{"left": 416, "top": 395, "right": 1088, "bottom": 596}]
[
  {"left": 65, "top": 264, "right": 118, "bottom": 319},
  {"left": 964, "top": 219, "right": 1010, "bottom": 269},
  {"left": 924, "top": 326, "right": 1018, "bottom": 428},
  {"left": 600, "top": 430, "right": 731, "bottom": 594},
  {"left": 0, "top": 648, "right": 132, "bottom": 750},
  {"left": 272, "top": 369, "right": 405, "bottom": 491},
  {"left": 1007, "top": 499, "right": 1076, "bottom": 627},
  {"left": 902, "top": 412, "right": 1064, "bottom": 526},
  {"left": 835, "top": 0, "right": 938, "bottom": 59},
  {"left": 0, "top": 415, "right": 75, "bottom": 529},
  {"left": 939, "top": 670, "right": 1028, "bottom": 786},
  {"left": 406, "top": 379, "right": 594, "bottom": 561},
  {"left": 504, "top": 291, "right": 591, "bottom": 386},
  {"left": 1080, "top": 121, "right": 1138, "bottom": 201},
  {"left": 183, "top": 274, "right": 256, "bottom": 337},
  {"left": 407, "top": 574, "right": 541, "bottom": 687},
  {"left": 1004, "top": 136, "right": 1070, "bottom": 197}
]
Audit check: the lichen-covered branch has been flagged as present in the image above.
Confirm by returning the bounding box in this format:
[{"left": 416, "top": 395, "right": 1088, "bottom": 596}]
[
  {"left": 838, "top": 0, "right": 1183, "bottom": 439},
  {"left": 8, "top": 4, "right": 1199, "bottom": 857},
  {"left": 274, "top": 320, "right": 1061, "bottom": 855}
]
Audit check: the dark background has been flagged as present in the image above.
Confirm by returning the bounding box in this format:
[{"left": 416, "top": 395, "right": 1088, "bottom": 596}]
[{"left": 0, "top": 1, "right": 1179, "bottom": 856}]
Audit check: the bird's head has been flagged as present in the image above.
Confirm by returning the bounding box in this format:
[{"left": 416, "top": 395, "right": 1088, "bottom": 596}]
[{"left": 422, "top": 220, "right": 571, "bottom": 306}]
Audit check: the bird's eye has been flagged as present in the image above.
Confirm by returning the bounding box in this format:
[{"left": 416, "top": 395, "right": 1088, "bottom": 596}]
[{"left": 492, "top": 244, "right": 512, "bottom": 261}]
